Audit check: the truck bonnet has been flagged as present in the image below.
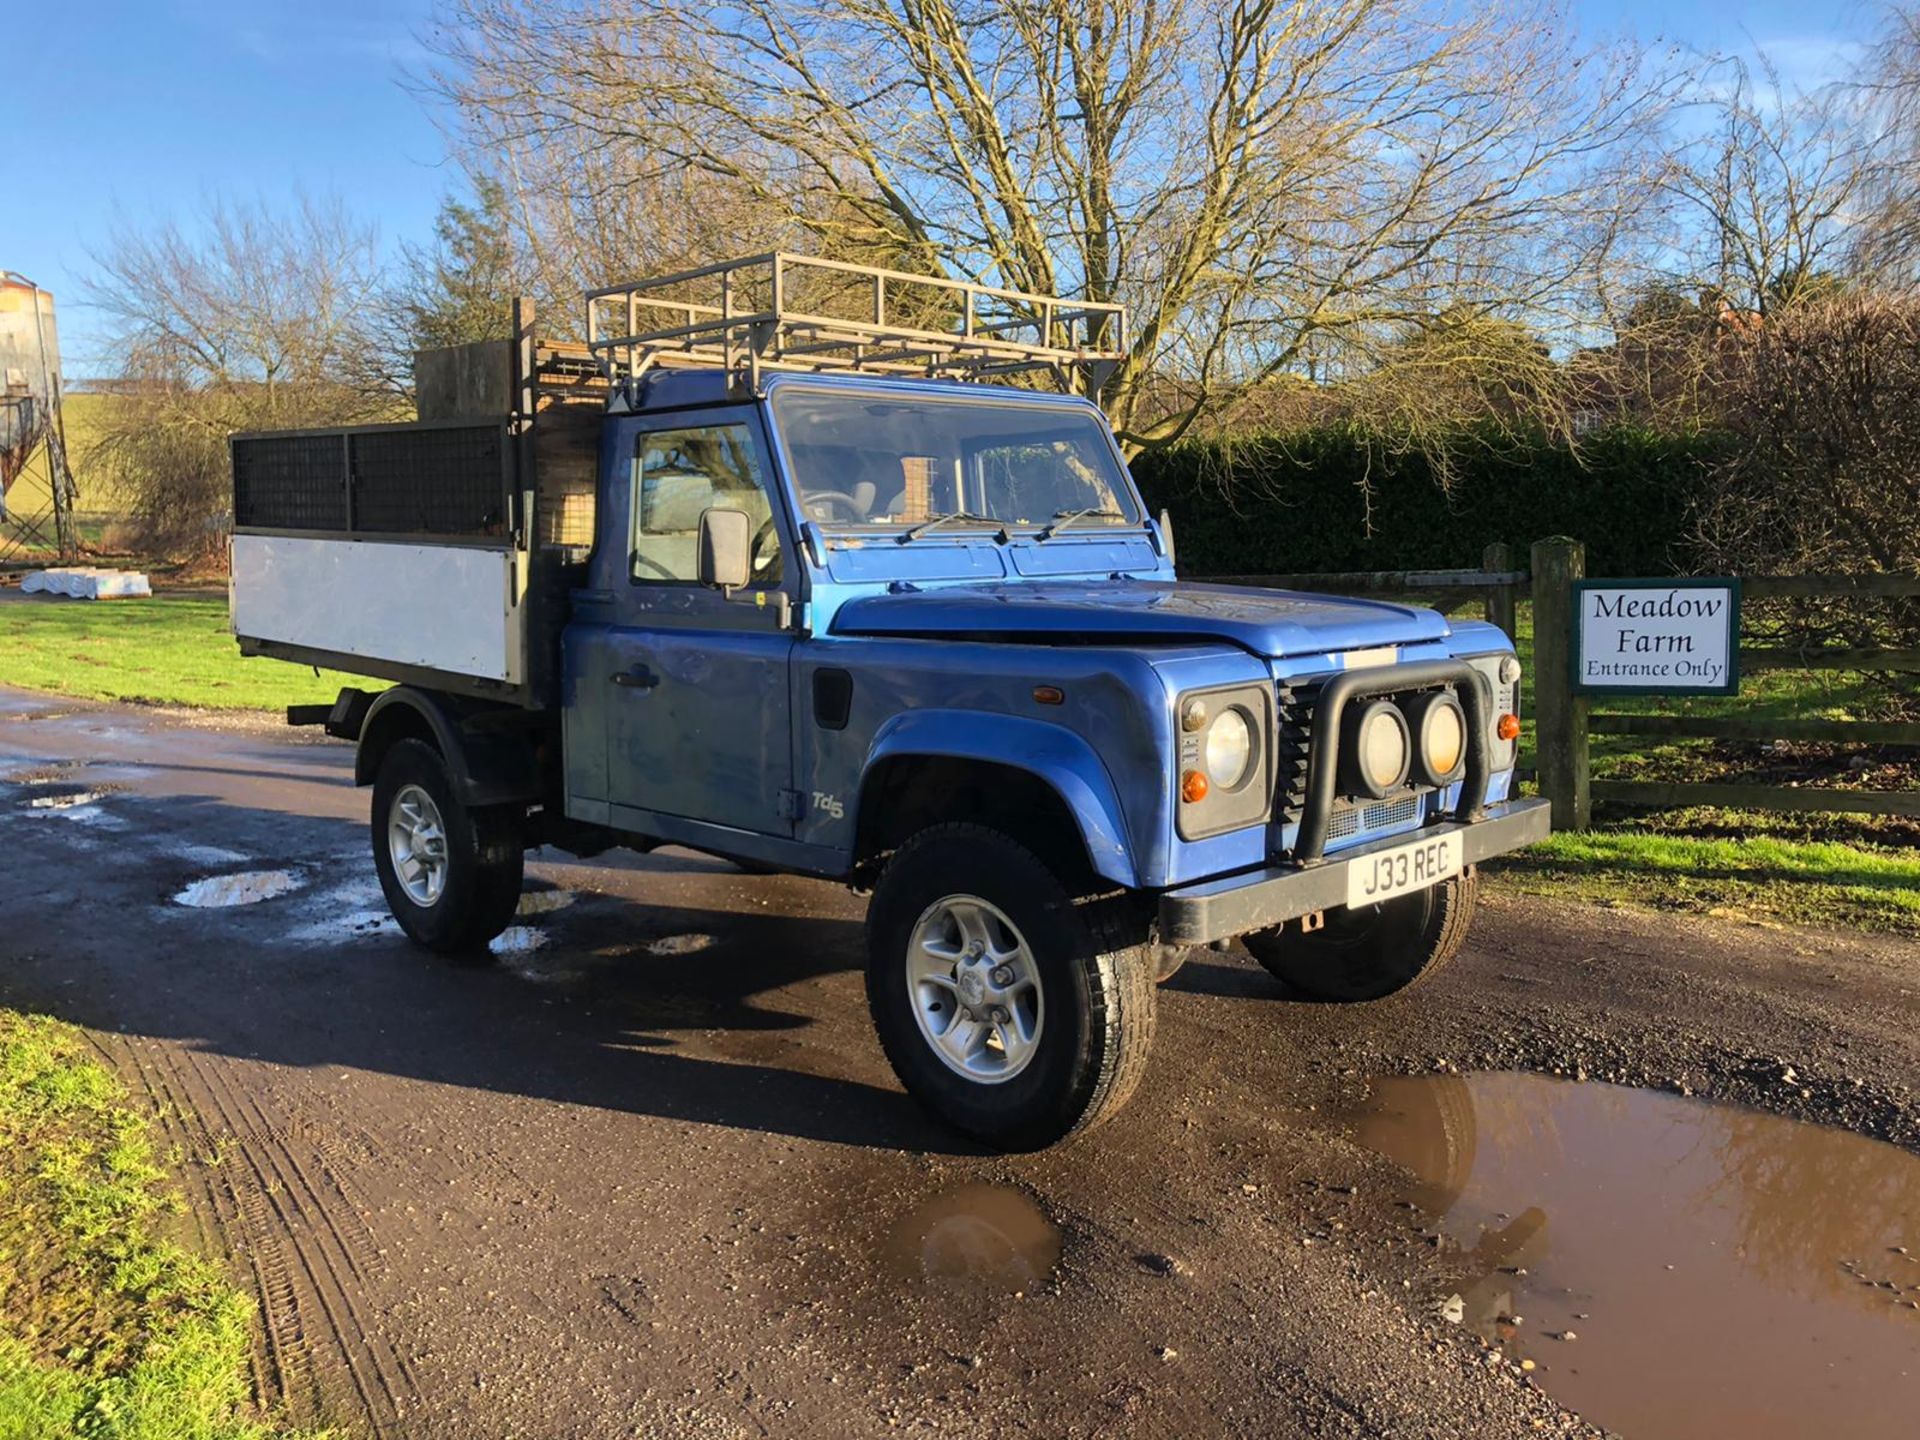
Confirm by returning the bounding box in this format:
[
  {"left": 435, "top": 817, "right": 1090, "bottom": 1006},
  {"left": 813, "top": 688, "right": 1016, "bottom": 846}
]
[{"left": 828, "top": 579, "right": 1450, "bottom": 659}]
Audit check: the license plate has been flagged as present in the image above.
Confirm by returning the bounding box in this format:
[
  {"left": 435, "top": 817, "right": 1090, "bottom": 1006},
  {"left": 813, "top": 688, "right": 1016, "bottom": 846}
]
[{"left": 1346, "top": 833, "right": 1461, "bottom": 909}]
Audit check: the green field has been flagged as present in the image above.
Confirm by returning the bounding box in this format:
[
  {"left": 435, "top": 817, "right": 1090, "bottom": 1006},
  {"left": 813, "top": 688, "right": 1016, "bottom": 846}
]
[
  {"left": 1, "top": 594, "right": 368, "bottom": 711},
  {"left": 0, "top": 1010, "right": 323, "bottom": 1439},
  {"left": 3, "top": 394, "right": 129, "bottom": 560}
]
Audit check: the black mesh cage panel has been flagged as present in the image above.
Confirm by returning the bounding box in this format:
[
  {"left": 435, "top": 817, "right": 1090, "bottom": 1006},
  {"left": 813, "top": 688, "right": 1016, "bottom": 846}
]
[
  {"left": 232, "top": 424, "right": 508, "bottom": 538},
  {"left": 232, "top": 433, "right": 351, "bottom": 531},
  {"left": 351, "top": 426, "right": 507, "bottom": 535}
]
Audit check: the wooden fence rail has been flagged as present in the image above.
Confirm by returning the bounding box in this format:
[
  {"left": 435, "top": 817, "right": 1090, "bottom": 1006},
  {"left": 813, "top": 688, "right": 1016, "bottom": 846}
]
[
  {"left": 1207, "top": 540, "right": 1916, "bottom": 831},
  {"left": 1530, "top": 539, "right": 1919, "bottom": 829},
  {"left": 1200, "top": 543, "right": 1529, "bottom": 637}
]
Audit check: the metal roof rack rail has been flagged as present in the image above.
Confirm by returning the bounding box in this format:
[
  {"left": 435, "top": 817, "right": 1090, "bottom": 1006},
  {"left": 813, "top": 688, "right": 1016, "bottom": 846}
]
[{"left": 584, "top": 253, "right": 1126, "bottom": 400}]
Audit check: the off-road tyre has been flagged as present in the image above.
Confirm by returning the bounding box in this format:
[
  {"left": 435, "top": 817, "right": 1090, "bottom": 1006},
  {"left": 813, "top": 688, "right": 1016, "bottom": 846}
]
[
  {"left": 1245, "top": 866, "right": 1479, "bottom": 1002},
  {"left": 371, "top": 738, "right": 524, "bottom": 960},
  {"left": 865, "top": 824, "right": 1157, "bottom": 1151}
]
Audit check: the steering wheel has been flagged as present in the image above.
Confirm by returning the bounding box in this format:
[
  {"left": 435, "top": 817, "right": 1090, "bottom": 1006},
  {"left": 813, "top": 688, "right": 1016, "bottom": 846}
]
[{"left": 801, "top": 490, "right": 867, "bottom": 523}]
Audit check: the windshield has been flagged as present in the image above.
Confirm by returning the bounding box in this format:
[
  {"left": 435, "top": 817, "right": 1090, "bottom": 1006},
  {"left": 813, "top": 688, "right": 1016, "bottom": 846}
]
[{"left": 769, "top": 386, "right": 1141, "bottom": 532}]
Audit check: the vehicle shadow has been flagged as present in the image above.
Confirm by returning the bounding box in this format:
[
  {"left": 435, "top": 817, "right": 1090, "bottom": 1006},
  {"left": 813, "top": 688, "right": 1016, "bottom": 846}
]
[
  {"left": 1164, "top": 953, "right": 1359, "bottom": 1006},
  {"left": 0, "top": 788, "right": 980, "bottom": 1157}
]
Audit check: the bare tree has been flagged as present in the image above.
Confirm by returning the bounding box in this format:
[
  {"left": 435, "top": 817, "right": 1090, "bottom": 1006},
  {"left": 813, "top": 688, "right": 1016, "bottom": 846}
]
[
  {"left": 1654, "top": 56, "right": 1869, "bottom": 318},
  {"left": 422, "top": 0, "right": 1666, "bottom": 451},
  {"left": 82, "top": 196, "right": 393, "bottom": 559},
  {"left": 1698, "top": 294, "right": 1920, "bottom": 714},
  {"left": 1854, "top": 4, "right": 1920, "bottom": 284}
]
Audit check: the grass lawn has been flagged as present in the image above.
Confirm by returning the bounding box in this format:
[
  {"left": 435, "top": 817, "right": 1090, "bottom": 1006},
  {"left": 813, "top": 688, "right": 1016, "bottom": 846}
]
[
  {"left": 1491, "top": 826, "right": 1920, "bottom": 935},
  {"left": 1490, "top": 597, "right": 1920, "bottom": 935},
  {"left": 0, "top": 594, "right": 369, "bottom": 712},
  {"left": 0, "top": 1010, "right": 323, "bottom": 1439}
]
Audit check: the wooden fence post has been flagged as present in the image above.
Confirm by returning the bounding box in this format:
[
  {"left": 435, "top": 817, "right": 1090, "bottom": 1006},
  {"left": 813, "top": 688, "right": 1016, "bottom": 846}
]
[
  {"left": 1483, "top": 542, "right": 1516, "bottom": 637},
  {"left": 1530, "top": 537, "right": 1590, "bottom": 831}
]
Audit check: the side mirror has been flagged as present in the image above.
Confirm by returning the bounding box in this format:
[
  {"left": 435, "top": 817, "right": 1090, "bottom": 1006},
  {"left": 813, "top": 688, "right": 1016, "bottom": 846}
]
[
  {"left": 1158, "top": 507, "right": 1177, "bottom": 568},
  {"left": 697, "top": 507, "right": 754, "bottom": 592}
]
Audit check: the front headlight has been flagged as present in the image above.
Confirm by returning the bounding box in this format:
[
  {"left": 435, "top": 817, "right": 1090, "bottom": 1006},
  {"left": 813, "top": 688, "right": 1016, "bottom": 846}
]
[
  {"left": 1175, "top": 684, "right": 1273, "bottom": 840},
  {"left": 1205, "top": 707, "right": 1253, "bottom": 788}
]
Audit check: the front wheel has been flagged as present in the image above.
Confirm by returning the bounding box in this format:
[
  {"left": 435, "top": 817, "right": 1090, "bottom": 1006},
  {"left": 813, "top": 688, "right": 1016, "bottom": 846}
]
[
  {"left": 371, "top": 738, "right": 525, "bottom": 959},
  {"left": 1245, "top": 867, "right": 1479, "bottom": 1002},
  {"left": 865, "top": 825, "right": 1157, "bottom": 1151}
]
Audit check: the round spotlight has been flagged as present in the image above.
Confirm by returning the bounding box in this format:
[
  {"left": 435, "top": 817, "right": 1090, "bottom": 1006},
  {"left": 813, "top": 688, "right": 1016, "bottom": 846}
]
[
  {"left": 1404, "top": 690, "right": 1468, "bottom": 785},
  {"left": 1499, "top": 654, "right": 1523, "bottom": 685},
  {"left": 1341, "top": 700, "right": 1411, "bottom": 799}
]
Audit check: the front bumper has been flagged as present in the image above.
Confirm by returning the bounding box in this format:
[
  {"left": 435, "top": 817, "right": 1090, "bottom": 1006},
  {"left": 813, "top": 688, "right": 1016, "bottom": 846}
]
[{"left": 1158, "top": 798, "right": 1552, "bottom": 947}]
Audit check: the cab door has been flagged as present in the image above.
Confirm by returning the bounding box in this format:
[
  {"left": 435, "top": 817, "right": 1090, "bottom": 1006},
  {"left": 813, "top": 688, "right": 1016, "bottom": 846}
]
[{"left": 597, "top": 411, "right": 798, "bottom": 837}]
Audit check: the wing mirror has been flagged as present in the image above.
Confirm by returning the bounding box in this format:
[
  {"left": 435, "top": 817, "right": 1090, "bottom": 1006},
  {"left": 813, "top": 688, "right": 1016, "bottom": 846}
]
[
  {"left": 697, "top": 507, "right": 753, "bottom": 592},
  {"left": 1158, "top": 507, "right": 1177, "bottom": 567}
]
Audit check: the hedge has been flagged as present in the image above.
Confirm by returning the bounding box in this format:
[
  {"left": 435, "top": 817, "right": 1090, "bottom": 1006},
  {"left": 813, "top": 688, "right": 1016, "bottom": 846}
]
[{"left": 1129, "top": 423, "right": 1730, "bottom": 579}]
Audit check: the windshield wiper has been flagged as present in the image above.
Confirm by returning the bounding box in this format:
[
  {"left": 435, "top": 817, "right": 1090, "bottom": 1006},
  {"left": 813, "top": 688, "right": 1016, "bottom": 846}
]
[
  {"left": 899, "top": 511, "right": 1009, "bottom": 543},
  {"left": 1040, "top": 506, "right": 1127, "bottom": 540}
]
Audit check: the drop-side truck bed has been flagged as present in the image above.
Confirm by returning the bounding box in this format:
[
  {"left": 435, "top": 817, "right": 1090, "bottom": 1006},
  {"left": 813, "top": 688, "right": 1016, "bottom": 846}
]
[{"left": 231, "top": 255, "right": 1549, "bottom": 1150}]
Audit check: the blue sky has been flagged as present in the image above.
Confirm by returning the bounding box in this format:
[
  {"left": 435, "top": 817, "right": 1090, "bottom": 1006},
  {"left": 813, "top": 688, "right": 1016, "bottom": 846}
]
[{"left": 0, "top": 0, "right": 1884, "bottom": 375}]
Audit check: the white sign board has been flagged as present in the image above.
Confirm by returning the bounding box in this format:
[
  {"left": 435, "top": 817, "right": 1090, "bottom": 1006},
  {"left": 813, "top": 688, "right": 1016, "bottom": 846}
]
[{"left": 1573, "top": 580, "right": 1740, "bottom": 695}]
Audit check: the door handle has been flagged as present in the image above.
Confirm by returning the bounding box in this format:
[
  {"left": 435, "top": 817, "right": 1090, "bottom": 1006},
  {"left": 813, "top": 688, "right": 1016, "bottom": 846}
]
[{"left": 611, "top": 666, "right": 660, "bottom": 690}]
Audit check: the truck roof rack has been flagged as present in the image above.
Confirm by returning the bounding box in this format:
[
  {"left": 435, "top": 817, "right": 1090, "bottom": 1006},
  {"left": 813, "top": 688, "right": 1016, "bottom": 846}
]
[{"left": 584, "top": 253, "right": 1126, "bottom": 398}]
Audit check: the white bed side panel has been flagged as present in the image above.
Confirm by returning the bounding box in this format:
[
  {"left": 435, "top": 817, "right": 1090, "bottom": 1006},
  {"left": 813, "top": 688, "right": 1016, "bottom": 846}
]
[{"left": 231, "top": 535, "right": 522, "bottom": 684}]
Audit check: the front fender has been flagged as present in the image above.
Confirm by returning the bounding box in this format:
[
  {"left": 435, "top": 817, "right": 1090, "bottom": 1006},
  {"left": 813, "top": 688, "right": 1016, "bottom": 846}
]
[{"left": 862, "top": 710, "right": 1137, "bottom": 888}]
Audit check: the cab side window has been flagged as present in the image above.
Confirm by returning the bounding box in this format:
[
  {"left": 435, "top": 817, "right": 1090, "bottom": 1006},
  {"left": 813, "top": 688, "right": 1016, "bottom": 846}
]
[{"left": 631, "top": 424, "right": 781, "bottom": 584}]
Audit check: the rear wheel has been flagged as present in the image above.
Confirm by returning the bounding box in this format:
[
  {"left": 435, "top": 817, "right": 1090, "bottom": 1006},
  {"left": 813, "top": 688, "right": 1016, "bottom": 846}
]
[
  {"left": 1245, "top": 867, "right": 1478, "bottom": 1002},
  {"left": 865, "top": 824, "right": 1157, "bottom": 1151},
  {"left": 371, "top": 738, "right": 524, "bottom": 959}
]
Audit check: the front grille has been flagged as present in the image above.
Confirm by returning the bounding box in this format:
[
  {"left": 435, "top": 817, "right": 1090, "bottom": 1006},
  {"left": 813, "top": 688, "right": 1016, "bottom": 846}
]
[
  {"left": 1273, "top": 676, "right": 1324, "bottom": 824},
  {"left": 1326, "top": 792, "right": 1424, "bottom": 842}
]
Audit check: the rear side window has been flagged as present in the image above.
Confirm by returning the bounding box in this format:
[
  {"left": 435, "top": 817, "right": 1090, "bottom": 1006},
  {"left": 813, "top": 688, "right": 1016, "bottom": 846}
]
[{"left": 630, "top": 423, "right": 780, "bottom": 584}]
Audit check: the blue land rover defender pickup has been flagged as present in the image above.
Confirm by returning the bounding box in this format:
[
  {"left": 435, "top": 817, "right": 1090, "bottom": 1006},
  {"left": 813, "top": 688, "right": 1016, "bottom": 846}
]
[{"left": 229, "top": 255, "right": 1549, "bottom": 1150}]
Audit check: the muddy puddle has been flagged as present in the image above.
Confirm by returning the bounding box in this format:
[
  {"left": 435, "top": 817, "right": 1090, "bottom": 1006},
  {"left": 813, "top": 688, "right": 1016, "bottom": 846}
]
[
  {"left": 14, "top": 783, "right": 123, "bottom": 826},
  {"left": 24, "top": 789, "right": 105, "bottom": 810},
  {"left": 489, "top": 925, "right": 551, "bottom": 956},
  {"left": 174, "top": 870, "right": 303, "bottom": 908},
  {"left": 1345, "top": 1071, "right": 1920, "bottom": 1440},
  {"left": 885, "top": 1183, "right": 1063, "bottom": 1298},
  {"left": 644, "top": 932, "right": 714, "bottom": 957}
]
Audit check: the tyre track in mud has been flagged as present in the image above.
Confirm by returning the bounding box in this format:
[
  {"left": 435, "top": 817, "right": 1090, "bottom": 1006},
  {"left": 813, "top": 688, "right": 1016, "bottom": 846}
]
[
  {"left": 101, "top": 997, "right": 412, "bottom": 1435},
  {"left": 171, "top": 1042, "right": 415, "bottom": 1435},
  {"left": 106, "top": 1032, "right": 311, "bottom": 1416}
]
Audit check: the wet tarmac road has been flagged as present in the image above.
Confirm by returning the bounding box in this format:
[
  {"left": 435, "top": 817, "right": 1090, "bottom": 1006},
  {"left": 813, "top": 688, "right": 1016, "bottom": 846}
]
[{"left": 2, "top": 687, "right": 1918, "bottom": 1439}]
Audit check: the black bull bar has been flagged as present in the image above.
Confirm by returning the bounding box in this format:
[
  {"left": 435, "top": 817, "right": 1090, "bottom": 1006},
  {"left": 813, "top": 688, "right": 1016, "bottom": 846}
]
[{"left": 1294, "top": 658, "right": 1493, "bottom": 861}]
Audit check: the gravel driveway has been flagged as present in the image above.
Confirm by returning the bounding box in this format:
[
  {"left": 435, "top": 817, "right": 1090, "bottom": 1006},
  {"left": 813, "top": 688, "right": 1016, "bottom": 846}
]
[{"left": 2, "top": 687, "right": 1915, "bottom": 1439}]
